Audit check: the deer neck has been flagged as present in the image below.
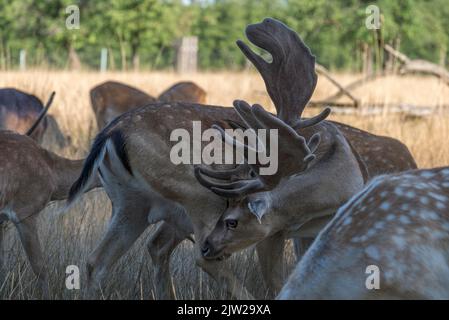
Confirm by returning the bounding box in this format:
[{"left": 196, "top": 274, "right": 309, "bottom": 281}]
[{"left": 274, "top": 125, "right": 364, "bottom": 236}]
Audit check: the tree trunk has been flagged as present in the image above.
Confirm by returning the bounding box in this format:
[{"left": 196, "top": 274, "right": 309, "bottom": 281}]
[
  {"left": 68, "top": 45, "right": 81, "bottom": 70},
  {"left": 363, "top": 43, "right": 373, "bottom": 76},
  {"left": 6, "top": 44, "right": 11, "bottom": 70},
  {"left": 131, "top": 41, "right": 140, "bottom": 71},
  {"left": 108, "top": 47, "right": 115, "bottom": 71},
  {"left": 132, "top": 53, "right": 140, "bottom": 71},
  {"left": 440, "top": 47, "right": 447, "bottom": 67},
  {"left": 0, "top": 38, "right": 5, "bottom": 70},
  {"left": 118, "top": 34, "right": 127, "bottom": 71}
]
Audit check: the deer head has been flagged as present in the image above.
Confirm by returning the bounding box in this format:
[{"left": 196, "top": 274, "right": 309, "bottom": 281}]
[{"left": 194, "top": 18, "right": 331, "bottom": 259}]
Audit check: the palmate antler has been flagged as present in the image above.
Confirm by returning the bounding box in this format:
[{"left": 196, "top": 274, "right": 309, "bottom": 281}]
[
  {"left": 195, "top": 101, "right": 321, "bottom": 198},
  {"left": 236, "top": 18, "right": 330, "bottom": 129},
  {"left": 195, "top": 18, "right": 329, "bottom": 198}
]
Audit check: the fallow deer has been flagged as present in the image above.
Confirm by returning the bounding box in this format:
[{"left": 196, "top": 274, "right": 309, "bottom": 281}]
[
  {"left": 90, "top": 81, "right": 157, "bottom": 130},
  {"left": 68, "top": 18, "right": 415, "bottom": 299},
  {"left": 0, "top": 131, "right": 101, "bottom": 298},
  {"left": 91, "top": 81, "right": 207, "bottom": 130},
  {"left": 278, "top": 167, "right": 449, "bottom": 299},
  {"left": 158, "top": 81, "right": 207, "bottom": 105},
  {"left": 194, "top": 18, "right": 417, "bottom": 295},
  {"left": 0, "top": 89, "right": 66, "bottom": 148}
]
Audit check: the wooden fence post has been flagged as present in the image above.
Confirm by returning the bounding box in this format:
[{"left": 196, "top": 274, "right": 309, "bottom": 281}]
[
  {"left": 176, "top": 36, "right": 198, "bottom": 74},
  {"left": 100, "top": 48, "right": 108, "bottom": 72},
  {"left": 19, "top": 49, "right": 26, "bottom": 71}
]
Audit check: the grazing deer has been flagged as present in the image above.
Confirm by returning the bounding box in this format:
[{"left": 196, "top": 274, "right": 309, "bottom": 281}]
[
  {"left": 90, "top": 81, "right": 157, "bottom": 130},
  {"left": 278, "top": 167, "right": 449, "bottom": 299},
  {"left": 0, "top": 89, "right": 66, "bottom": 148},
  {"left": 68, "top": 18, "right": 415, "bottom": 299},
  {"left": 91, "top": 81, "right": 207, "bottom": 130},
  {"left": 0, "top": 131, "right": 101, "bottom": 298},
  {"left": 158, "top": 81, "right": 207, "bottom": 105}
]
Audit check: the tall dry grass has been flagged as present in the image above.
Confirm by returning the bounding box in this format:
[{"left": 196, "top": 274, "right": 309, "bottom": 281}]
[{"left": 0, "top": 70, "right": 448, "bottom": 299}]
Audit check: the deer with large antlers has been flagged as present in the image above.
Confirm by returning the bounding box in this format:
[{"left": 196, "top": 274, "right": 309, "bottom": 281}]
[
  {"left": 278, "top": 167, "right": 449, "bottom": 299},
  {"left": 68, "top": 18, "right": 415, "bottom": 299},
  {"left": 0, "top": 130, "right": 101, "bottom": 298}
]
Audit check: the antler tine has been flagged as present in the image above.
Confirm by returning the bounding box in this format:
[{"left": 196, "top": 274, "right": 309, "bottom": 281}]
[
  {"left": 225, "top": 119, "right": 247, "bottom": 131},
  {"left": 210, "top": 179, "right": 265, "bottom": 198},
  {"left": 232, "top": 100, "right": 264, "bottom": 130},
  {"left": 194, "top": 166, "right": 264, "bottom": 198},
  {"left": 194, "top": 164, "right": 250, "bottom": 180},
  {"left": 237, "top": 18, "right": 325, "bottom": 127},
  {"left": 250, "top": 104, "right": 309, "bottom": 147},
  {"left": 292, "top": 107, "right": 331, "bottom": 130},
  {"left": 211, "top": 124, "right": 260, "bottom": 156}
]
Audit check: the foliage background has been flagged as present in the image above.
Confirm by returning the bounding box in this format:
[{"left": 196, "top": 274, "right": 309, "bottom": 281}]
[{"left": 0, "top": 0, "right": 448, "bottom": 71}]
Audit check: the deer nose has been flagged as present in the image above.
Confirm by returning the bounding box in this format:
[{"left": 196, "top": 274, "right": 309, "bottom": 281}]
[{"left": 201, "top": 240, "right": 211, "bottom": 257}]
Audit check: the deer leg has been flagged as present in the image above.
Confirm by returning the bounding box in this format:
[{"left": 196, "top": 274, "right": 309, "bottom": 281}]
[
  {"left": 13, "top": 214, "right": 49, "bottom": 299},
  {"left": 146, "top": 222, "right": 188, "bottom": 299},
  {"left": 256, "top": 231, "right": 286, "bottom": 298},
  {"left": 86, "top": 201, "right": 149, "bottom": 297},
  {"left": 293, "top": 237, "right": 315, "bottom": 261},
  {"left": 0, "top": 221, "right": 4, "bottom": 268},
  {"left": 0, "top": 221, "right": 5, "bottom": 283}
]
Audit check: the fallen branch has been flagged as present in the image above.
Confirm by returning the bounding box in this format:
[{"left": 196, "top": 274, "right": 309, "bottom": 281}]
[
  {"left": 315, "top": 63, "right": 360, "bottom": 107},
  {"left": 384, "top": 44, "right": 449, "bottom": 86}
]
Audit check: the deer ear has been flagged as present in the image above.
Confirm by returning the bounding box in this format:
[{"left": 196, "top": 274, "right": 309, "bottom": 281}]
[
  {"left": 307, "top": 133, "right": 321, "bottom": 153},
  {"left": 248, "top": 199, "right": 269, "bottom": 223}
]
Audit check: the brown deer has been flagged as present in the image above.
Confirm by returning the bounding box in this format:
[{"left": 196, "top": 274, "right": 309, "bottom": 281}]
[
  {"left": 0, "top": 131, "right": 101, "bottom": 298},
  {"left": 158, "top": 81, "right": 207, "bottom": 104},
  {"left": 194, "top": 18, "right": 417, "bottom": 295},
  {"left": 90, "top": 81, "right": 157, "bottom": 130},
  {"left": 68, "top": 18, "right": 415, "bottom": 299},
  {"left": 0, "top": 89, "right": 66, "bottom": 148},
  {"left": 278, "top": 167, "right": 449, "bottom": 299},
  {"left": 91, "top": 81, "right": 207, "bottom": 130}
]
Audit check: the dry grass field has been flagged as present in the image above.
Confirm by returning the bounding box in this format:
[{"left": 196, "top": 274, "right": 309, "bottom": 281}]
[{"left": 0, "top": 70, "right": 449, "bottom": 299}]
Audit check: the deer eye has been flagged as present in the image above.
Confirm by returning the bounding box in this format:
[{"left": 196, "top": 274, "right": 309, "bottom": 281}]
[{"left": 225, "top": 219, "right": 238, "bottom": 230}]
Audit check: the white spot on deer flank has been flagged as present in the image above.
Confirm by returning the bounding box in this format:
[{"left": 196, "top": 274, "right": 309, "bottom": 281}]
[
  {"left": 405, "top": 191, "right": 416, "bottom": 198},
  {"left": 379, "top": 191, "right": 388, "bottom": 197},
  {"left": 380, "top": 202, "right": 390, "bottom": 211},
  {"left": 414, "top": 183, "right": 427, "bottom": 190},
  {"left": 384, "top": 270, "right": 394, "bottom": 281},
  {"left": 366, "top": 229, "right": 376, "bottom": 238},
  {"left": 428, "top": 192, "right": 447, "bottom": 202},
  {"left": 399, "top": 215, "right": 411, "bottom": 224},
  {"left": 374, "top": 221, "right": 385, "bottom": 229},
  {"left": 394, "top": 187, "right": 404, "bottom": 196},
  {"left": 392, "top": 235, "right": 406, "bottom": 250},
  {"left": 436, "top": 202, "right": 446, "bottom": 209},
  {"left": 342, "top": 217, "right": 352, "bottom": 226},
  {"left": 365, "top": 245, "right": 381, "bottom": 260},
  {"left": 420, "top": 211, "right": 439, "bottom": 220},
  {"left": 420, "top": 171, "right": 435, "bottom": 178}
]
